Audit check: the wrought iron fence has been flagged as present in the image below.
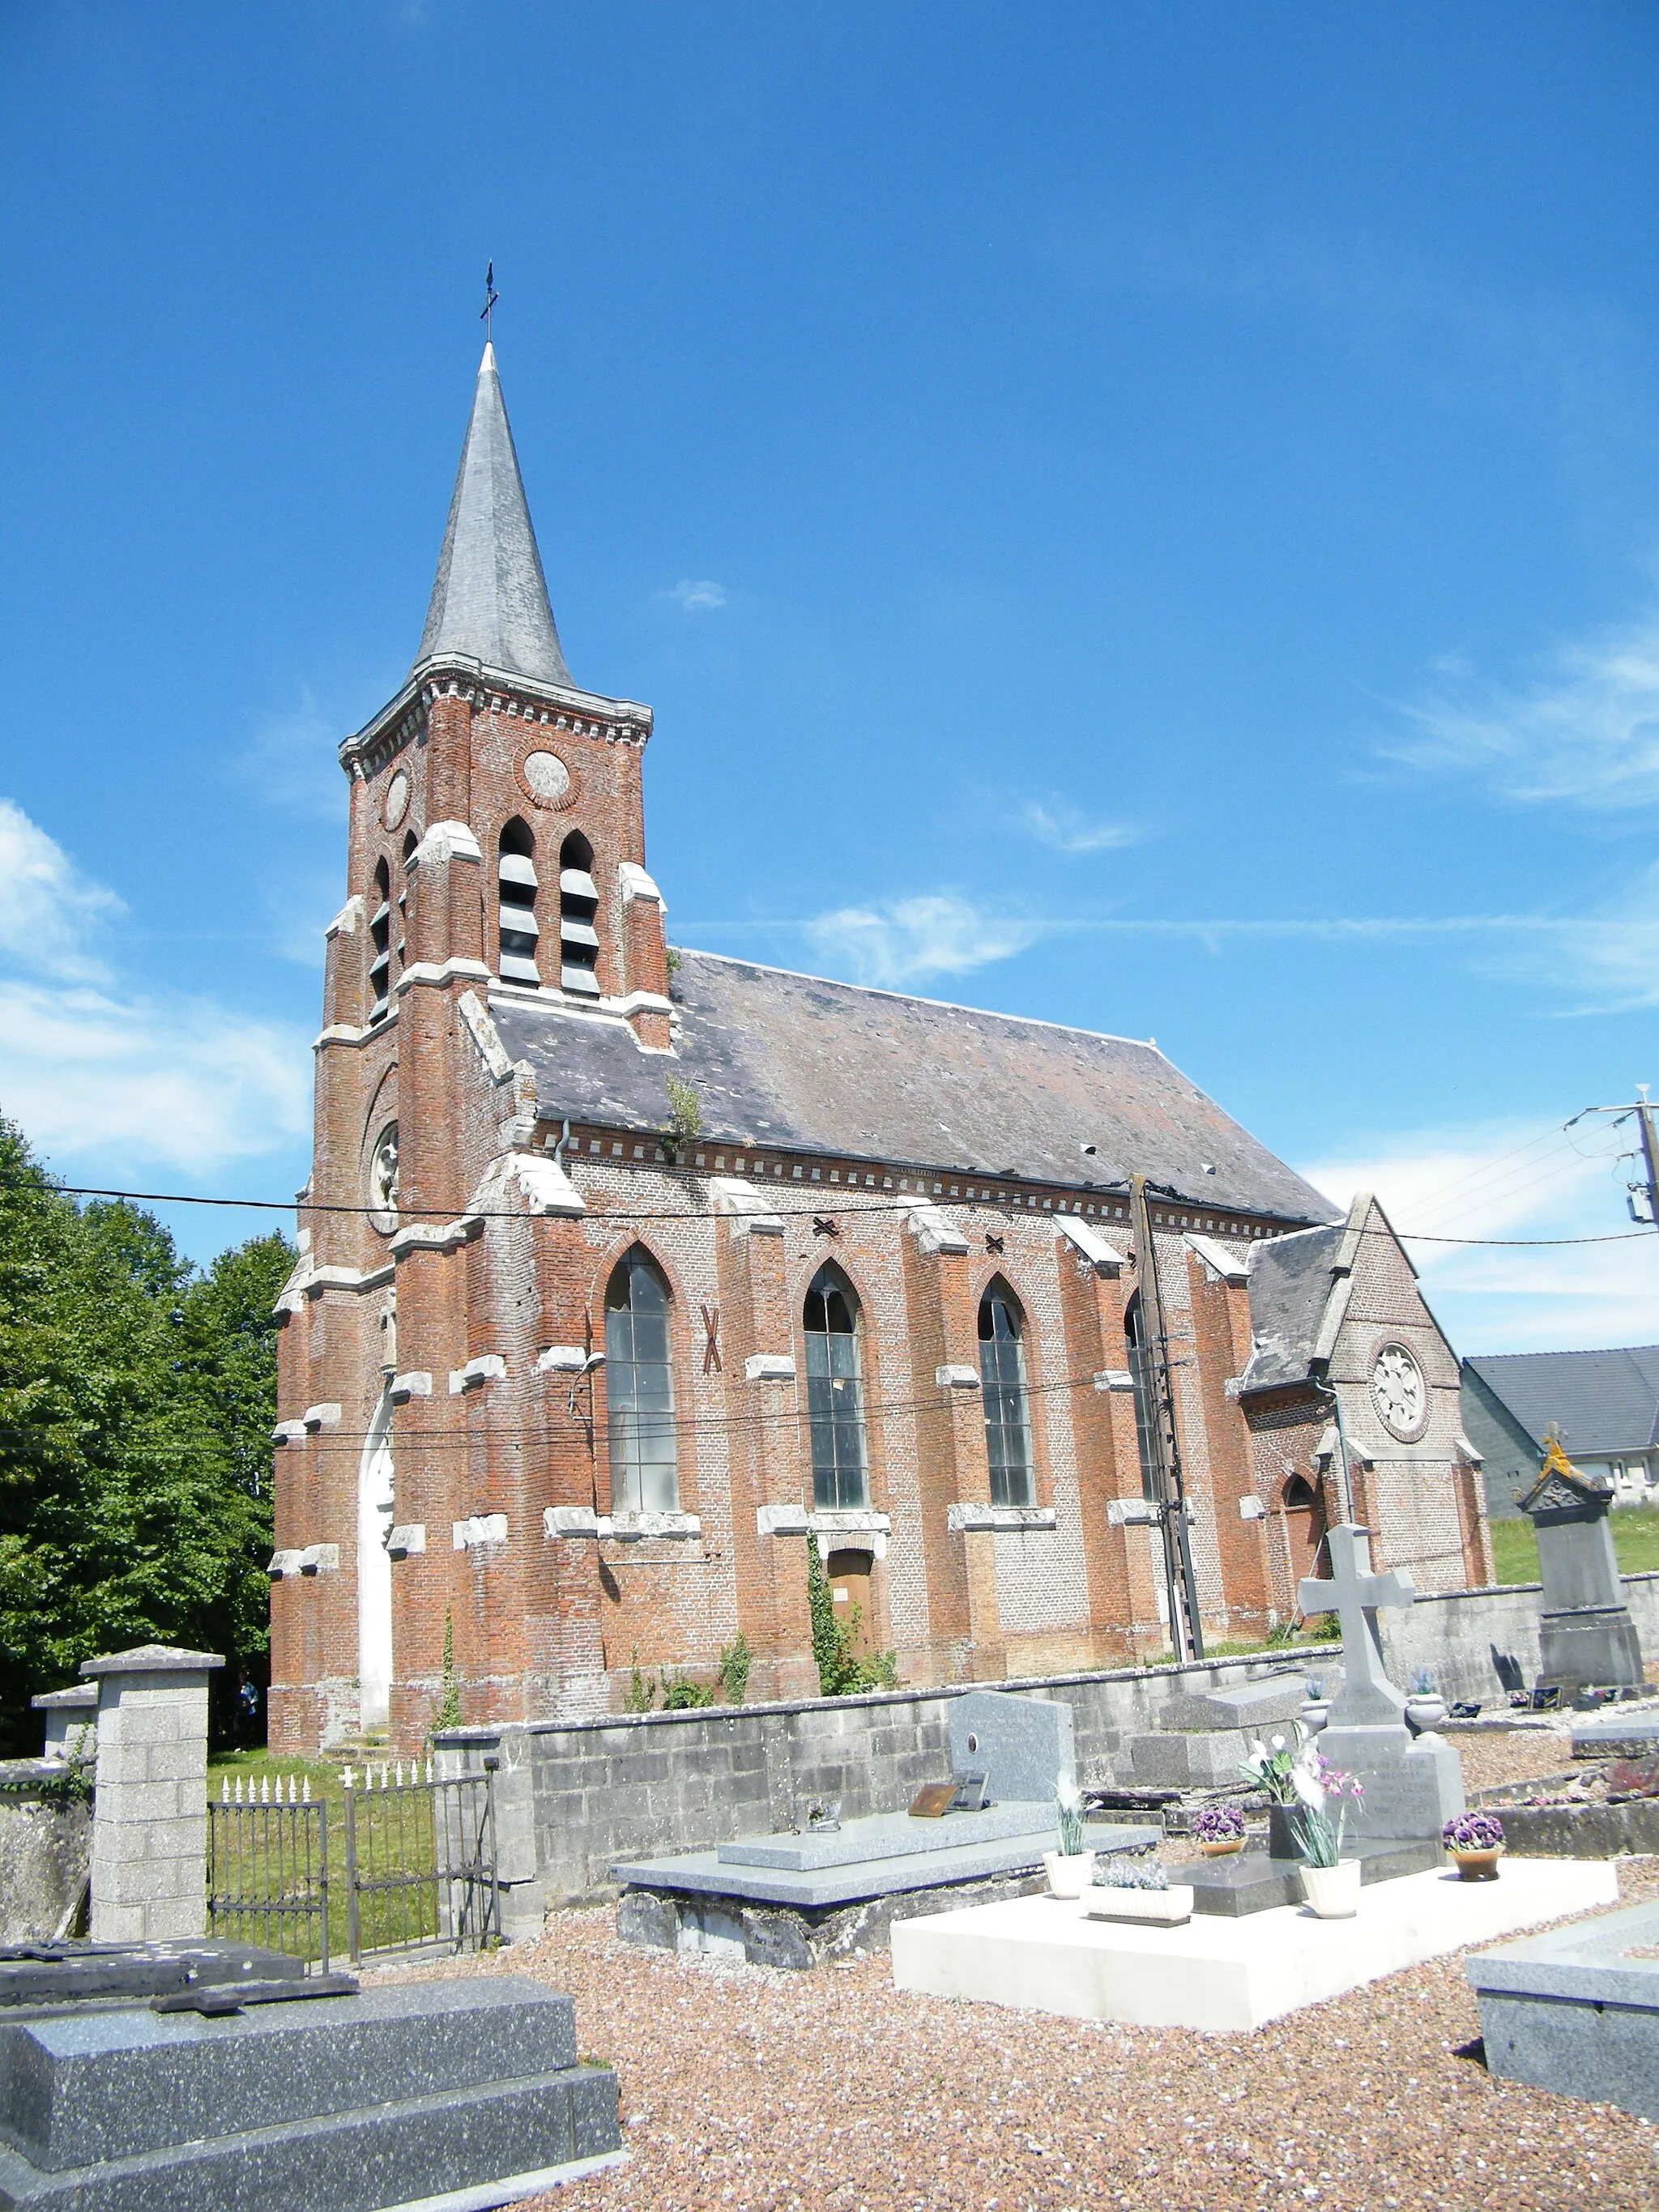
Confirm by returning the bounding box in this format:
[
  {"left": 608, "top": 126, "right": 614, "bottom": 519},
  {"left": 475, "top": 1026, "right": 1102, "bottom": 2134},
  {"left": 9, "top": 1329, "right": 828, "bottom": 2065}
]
[
  {"left": 207, "top": 1776, "right": 329, "bottom": 1969},
  {"left": 207, "top": 1761, "right": 500, "bottom": 1968}
]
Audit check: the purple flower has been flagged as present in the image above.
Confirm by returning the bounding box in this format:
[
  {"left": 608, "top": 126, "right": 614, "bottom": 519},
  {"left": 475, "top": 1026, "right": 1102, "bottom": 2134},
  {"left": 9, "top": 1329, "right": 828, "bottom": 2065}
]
[
  {"left": 1444, "top": 1809, "right": 1504, "bottom": 1852},
  {"left": 1192, "top": 1802, "right": 1247, "bottom": 1843}
]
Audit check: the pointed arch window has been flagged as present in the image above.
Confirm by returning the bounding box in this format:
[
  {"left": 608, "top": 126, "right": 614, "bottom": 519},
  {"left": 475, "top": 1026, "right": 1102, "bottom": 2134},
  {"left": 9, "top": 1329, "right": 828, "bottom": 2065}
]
[
  {"left": 396, "top": 830, "right": 416, "bottom": 978},
  {"left": 978, "top": 1281, "right": 1034, "bottom": 1507},
  {"left": 603, "top": 1250, "right": 677, "bottom": 1513},
  {"left": 498, "top": 820, "right": 540, "bottom": 987},
  {"left": 558, "top": 829, "right": 600, "bottom": 995},
  {"left": 1122, "top": 1292, "right": 1162, "bottom": 1505},
  {"left": 369, "top": 858, "right": 392, "bottom": 1022},
  {"left": 804, "top": 1265, "right": 868, "bottom": 1510}
]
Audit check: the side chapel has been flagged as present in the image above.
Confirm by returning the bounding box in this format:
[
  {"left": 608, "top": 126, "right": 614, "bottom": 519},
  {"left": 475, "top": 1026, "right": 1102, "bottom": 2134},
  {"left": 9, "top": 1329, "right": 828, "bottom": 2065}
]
[{"left": 269, "top": 346, "right": 1492, "bottom": 1753}]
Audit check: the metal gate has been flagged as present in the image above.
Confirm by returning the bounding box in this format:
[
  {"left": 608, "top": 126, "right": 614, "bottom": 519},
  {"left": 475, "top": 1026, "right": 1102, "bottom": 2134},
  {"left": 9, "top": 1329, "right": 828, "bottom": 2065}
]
[
  {"left": 342, "top": 1763, "right": 501, "bottom": 1964},
  {"left": 208, "top": 1762, "right": 500, "bottom": 1967}
]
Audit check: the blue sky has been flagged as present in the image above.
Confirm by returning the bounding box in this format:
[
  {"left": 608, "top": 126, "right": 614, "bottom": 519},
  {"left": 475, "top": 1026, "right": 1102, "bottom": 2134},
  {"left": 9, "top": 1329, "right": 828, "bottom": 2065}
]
[{"left": 3, "top": 2, "right": 1659, "bottom": 1352}]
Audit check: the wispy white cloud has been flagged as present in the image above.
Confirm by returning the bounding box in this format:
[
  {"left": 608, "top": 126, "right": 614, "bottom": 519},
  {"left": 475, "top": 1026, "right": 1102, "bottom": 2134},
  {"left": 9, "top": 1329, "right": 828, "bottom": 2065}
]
[
  {"left": 1300, "top": 1116, "right": 1659, "bottom": 1357},
  {"left": 0, "top": 799, "right": 123, "bottom": 983},
  {"left": 239, "top": 688, "right": 350, "bottom": 822},
  {"left": 1387, "top": 610, "right": 1659, "bottom": 811},
  {"left": 0, "top": 799, "right": 310, "bottom": 1172},
  {"left": 804, "top": 894, "right": 1047, "bottom": 987},
  {"left": 0, "top": 981, "right": 310, "bottom": 1170},
  {"left": 661, "top": 579, "right": 728, "bottom": 613},
  {"left": 1021, "top": 799, "right": 1141, "bottom": 854}
]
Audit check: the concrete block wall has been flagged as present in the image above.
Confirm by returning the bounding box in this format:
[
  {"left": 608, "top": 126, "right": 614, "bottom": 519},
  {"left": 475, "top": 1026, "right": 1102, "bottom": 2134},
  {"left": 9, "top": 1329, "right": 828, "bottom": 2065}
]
[
  {"left": 437, "top": 1647, "right": 1304, "bottom": 1925},
  {"left": 1381, "top": 1571, "right": 1659, "bottom": 1705}
]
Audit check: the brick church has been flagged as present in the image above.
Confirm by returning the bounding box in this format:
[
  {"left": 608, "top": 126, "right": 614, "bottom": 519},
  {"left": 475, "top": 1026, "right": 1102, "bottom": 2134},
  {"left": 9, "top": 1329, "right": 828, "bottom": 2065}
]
[{"left": 269, "top": 346, "right": 1493, "bottom": 1754}]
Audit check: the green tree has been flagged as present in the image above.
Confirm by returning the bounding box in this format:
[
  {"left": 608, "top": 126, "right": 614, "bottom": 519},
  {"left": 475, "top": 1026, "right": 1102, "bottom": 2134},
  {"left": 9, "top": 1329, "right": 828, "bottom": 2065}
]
[{"left": 0, "top": 1116, "right": 292, "bottom": 1750}]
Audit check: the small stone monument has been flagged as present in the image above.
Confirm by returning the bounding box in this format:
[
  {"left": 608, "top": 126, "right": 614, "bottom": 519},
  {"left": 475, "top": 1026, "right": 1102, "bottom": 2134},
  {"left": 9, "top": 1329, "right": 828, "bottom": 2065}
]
[
  {"left": 1518, "top": 1436, "right": 1645, "bottom": 1701},
  {"left": 1295, "top": 1523, "right": 1463, "bottom": 1844},
  {"left": 948, "top": 1690, "right": 1074, "bottom": 1801}
]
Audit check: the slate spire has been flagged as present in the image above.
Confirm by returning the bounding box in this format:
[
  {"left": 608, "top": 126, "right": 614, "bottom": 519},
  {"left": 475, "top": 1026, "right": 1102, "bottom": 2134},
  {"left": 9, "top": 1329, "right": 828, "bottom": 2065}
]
[{"left": 415, "top": 343, "right": 573, "bottom": 686}]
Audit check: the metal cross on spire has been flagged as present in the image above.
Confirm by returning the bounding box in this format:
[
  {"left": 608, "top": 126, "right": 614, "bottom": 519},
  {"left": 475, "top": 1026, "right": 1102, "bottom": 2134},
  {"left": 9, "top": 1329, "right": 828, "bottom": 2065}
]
[{"left": 480, "top": 261, "right": 499, "bottom": 343}]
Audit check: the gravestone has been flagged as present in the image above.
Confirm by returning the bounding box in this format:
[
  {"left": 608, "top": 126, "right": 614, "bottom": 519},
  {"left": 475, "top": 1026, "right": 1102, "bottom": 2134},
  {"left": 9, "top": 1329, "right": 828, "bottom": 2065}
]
[
  {"left": 1122, "top": 1673, "right": 1307, "bottom": 1789},
  {"left": 1294, "top": 1523, "right": 1463, "bottom": 1843},
  {"left": 1519, "top": 1438, "right": 1645, "bottom": 1701},
  {"left": 1468, "top": 1896, "right": 1659, "bottom": 2120},
  {"left": 947, "top": 1690, "right": 1074, "bottom": 1801},
  {"left": 0, "top": 1974, "right": 624, "bottom": 2208},
  {"left": 615, "top": 1691, "right": 1155, "bottom": 1967}
]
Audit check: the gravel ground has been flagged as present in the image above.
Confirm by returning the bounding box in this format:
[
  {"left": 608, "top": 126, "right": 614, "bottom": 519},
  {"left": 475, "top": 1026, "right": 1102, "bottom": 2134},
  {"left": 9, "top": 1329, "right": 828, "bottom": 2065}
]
[
  {"left": 1448, "top": 1725, "right": 1576, "bottom": 1796},
  {"left": 379, "top": 1858, "right": 1659, "bottom": 2212}
]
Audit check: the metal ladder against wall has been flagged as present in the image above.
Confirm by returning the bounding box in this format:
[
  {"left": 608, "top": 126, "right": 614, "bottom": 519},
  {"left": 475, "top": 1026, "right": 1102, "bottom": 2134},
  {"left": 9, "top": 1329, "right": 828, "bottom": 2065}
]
[{"left": 207, "top": 1761, "right": 501, "bottom": 1968}]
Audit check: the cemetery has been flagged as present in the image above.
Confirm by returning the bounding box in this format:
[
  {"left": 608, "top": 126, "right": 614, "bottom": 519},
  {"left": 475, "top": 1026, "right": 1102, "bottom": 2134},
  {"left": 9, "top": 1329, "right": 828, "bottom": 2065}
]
[{"left": 2, "top": 1504, "right": 1659, "bottom": 2204}]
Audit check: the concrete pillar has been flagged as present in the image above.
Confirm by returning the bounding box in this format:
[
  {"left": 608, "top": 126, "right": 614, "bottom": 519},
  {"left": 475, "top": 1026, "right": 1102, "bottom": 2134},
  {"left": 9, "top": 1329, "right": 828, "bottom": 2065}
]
[
  {"left": 31, "top": 1683, "right": 97, "bottom": 1763},
  {"left": 82, "top": 1644, "right": 223, "bottom": 1944}
]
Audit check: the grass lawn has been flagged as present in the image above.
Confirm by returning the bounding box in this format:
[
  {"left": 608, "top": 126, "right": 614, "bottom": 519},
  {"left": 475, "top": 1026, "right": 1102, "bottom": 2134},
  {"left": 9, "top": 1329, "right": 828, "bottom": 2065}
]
[{"left": 1488, "top": 1502, "right": 1659, "bottom": 1585}]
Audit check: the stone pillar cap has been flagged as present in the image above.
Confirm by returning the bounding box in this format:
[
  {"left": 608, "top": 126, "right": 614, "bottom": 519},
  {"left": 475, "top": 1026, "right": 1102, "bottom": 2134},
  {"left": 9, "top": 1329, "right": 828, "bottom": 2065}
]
[
  {"left": 79, "top": 1644, "right": 224, "bottom": 1678},
  {"left": 31, "top": 1684, "right": 99, "bottom": 1709}
]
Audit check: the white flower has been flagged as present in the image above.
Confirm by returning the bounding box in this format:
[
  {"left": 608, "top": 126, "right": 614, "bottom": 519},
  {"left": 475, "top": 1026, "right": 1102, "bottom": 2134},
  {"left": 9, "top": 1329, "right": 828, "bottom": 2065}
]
[
  {"left": 1269, "top": 1734, "right": 1286, "bottom": 1751},
  {"left": 1245, "top": 1739, "right": 1268, "bottom": 1766},
  {"left": 1056, "top": 1775, "right": 1083, "bottom": 1817},
  {"left": 1290, "top": 1765, "right": 1324, "bottom": 1811}
]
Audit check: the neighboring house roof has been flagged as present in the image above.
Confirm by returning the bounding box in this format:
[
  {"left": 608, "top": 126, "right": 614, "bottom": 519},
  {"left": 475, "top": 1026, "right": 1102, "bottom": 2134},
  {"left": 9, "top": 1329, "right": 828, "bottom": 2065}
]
[
  {"left": 1461, "top": 1346, "right": 1659, "bottom": 1460},
  {"left": 489, "top": 950, "right": 1337, "bottom": 1220},
  {"left": 1230, "top": 1222, "right": 1346, "bottom": 1393},
  {"left": 414, "top": 343, "right": 572, "bottom": 687}
]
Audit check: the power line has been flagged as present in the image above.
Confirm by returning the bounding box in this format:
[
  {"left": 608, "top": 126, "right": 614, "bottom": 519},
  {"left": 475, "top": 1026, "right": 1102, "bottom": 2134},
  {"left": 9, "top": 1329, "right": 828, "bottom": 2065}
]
[{"left": 24, "top": 1176, "right": 1658, "bottom": 1247}]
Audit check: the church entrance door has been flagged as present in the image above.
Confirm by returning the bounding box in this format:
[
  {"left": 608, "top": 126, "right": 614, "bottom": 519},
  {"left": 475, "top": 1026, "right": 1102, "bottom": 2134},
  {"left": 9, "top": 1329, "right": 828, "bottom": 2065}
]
[
  {"left": 358, "top": 1392, "right": 395, "bottom": 1732},
  {"left": 827, "top": 1550, "right": 874, "bottom": 1653},
  {"left": 1279, "top": 1475, "right": 1327, "bottom": 1617}
]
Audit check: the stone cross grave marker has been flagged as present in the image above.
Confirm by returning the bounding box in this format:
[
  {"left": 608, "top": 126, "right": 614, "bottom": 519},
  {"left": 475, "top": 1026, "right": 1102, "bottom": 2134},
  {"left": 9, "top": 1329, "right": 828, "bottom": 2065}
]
[{"left": 1297, "top": 1522, "right": 1414, "bottom": 1727}]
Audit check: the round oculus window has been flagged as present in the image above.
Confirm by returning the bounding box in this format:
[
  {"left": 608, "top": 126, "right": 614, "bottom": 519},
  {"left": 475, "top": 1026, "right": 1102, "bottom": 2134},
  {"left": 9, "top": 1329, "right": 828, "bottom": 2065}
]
[
  {"left": 519, "top": 748, "right": 573, "bottom": 808},
  {"left": 1370, "top": 1342, "right": 1428, "bottom": 1441},
  {"left": 383, "top": 769, "right": 411, "bottom": 831},
  {"left": 368, "top": 1122, "right": 400, "bottom": 1233}
]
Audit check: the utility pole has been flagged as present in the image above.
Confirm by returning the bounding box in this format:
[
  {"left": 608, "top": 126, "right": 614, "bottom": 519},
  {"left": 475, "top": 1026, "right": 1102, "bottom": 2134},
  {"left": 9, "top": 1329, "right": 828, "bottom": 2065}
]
[
  {"left": 1565, "top": 1092, "right": 1659, "bottom": 1227},
  {"left": 1128, "top": 1174, "right": 1205, "bottom": 1663}
]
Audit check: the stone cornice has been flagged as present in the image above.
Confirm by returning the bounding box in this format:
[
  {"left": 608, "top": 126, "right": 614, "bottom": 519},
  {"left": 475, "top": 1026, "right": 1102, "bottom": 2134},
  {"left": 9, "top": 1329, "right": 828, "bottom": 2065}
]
[{"left": 340, "top": 654, "right": 655, "bottom": 778}]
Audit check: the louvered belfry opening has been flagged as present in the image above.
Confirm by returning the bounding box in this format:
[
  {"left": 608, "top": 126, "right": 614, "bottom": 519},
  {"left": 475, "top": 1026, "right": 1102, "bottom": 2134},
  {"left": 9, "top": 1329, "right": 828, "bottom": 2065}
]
[
  {"left": 557, "top": 829, "right": 600, "bottom": 995},
  {"left": 497, "top": 819, "right": 540, "bottom": 987},
  {"left": 368, "top": 858, "right": 392, "bottom": 1022}
]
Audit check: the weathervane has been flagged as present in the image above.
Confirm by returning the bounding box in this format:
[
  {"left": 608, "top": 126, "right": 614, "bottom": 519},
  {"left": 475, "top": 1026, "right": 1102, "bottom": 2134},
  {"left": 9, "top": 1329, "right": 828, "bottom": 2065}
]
[{"left": 480, "top": 261, "right": 499, "bottom": 343}]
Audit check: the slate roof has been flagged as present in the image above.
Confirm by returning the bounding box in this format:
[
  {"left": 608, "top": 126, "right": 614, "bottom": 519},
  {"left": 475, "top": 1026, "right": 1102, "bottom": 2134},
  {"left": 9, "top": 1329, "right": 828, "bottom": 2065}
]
[
  {"left": 415, "top": 344, "right": 572, "bottom": 687},
  {"left": 1230, "top": 1223, "right": 1345, "bottom": 1394},
  {"left": 490, "top": 948, "right": 1335, "bottom": 1221},
  {"left": 1462, "top": 1347, "right": 1659, "bottom": 1460}
]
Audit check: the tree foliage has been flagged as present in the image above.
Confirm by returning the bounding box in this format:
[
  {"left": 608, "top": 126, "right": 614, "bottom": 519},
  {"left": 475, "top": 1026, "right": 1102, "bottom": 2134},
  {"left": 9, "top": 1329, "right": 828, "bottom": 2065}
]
[{"left": 0, "top": 1117, "right": 292, "bottom": 1750}]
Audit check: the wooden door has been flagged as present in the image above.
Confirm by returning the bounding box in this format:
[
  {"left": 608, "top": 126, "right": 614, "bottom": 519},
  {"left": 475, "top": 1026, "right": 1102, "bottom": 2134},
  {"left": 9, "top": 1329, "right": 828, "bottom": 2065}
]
[{"left": 827, "top": 1550, "right": 874, "bottom": 1652}]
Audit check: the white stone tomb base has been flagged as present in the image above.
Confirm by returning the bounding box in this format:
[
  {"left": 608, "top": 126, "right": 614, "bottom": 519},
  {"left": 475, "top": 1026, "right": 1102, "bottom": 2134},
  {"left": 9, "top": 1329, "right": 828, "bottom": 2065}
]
[{"left": 889, "top": 1858, "right": 1620, "bottom": 2032}]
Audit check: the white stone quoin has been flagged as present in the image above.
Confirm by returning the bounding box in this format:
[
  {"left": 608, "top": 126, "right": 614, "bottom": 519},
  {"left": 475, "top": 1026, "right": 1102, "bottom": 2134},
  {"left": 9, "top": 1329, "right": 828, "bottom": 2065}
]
[{"left": 82, "top": 1644, "right": 223, "bottom": 1945}]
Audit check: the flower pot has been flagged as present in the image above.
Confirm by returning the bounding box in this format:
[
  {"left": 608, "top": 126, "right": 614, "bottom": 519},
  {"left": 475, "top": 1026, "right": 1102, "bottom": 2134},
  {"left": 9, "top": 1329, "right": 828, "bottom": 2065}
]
[
  {"left": 1085, "top": 1885, "right": 1194, "bottom": 1927},
  {"left": 1043, "top": 1850, "right": 1096, "bottom": 1899},
  {"left": 1448, "top": 1846, "right": 1503, "bottom": 1882},
  {"left": 1299, "top": 1860, "right": 1363, "bottom": 1918},
  {"left": 1268, "top": 1803, "right": 1307, "bottom": 1860},
  {"left": 1199, "top": 1838, "right": 1246, "bottom": 1858},
  {"left": 1405, "top": 1694, "right": 1448, "bottom": 1733},
  {"left": 1299, "top": 1699, "right": 1331, "bottom": 1735}
]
